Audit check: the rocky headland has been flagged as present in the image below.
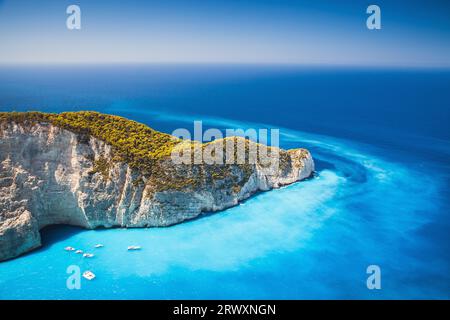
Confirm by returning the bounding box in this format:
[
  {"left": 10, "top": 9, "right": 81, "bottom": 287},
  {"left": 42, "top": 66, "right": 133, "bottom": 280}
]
[{"left": 0, "top": 111, "right": 314, "bottom": 261}]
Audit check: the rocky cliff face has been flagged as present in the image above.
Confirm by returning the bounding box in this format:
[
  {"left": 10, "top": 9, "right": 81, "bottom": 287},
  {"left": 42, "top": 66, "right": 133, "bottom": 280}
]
[{"left": 0, "top": 120, "right": 314, "bottom": 261}]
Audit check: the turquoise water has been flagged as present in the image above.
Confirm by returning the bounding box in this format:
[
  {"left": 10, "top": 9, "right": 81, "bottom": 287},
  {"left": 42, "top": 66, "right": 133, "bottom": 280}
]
[{"left": 0, "top": 66, "right": 449, "bottom": 299}]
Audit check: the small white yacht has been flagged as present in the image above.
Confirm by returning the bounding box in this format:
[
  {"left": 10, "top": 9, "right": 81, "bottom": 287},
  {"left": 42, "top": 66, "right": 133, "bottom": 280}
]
[
  {"left": 94, "top": 244, "right": 104, "bottom": 248},
  {"left": 64, "top": 246, "right": 75, "bottom": 251},
  {"left": 127, "top": 245, "right": 141, "bottom": 251},
  {"left": 83, "top": 253, "right": 94, "bottom": 258},
  {"left": 75, "top": 250, "right": 83, "bottom": 254},
  {"left": 82, "top": 271, "right": 96, "bottom": 280}
]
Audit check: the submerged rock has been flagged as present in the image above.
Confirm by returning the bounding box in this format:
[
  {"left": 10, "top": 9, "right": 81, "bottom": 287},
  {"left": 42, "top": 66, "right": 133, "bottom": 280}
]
[{"left": 0, "top": 112, "right": 314, "bottom": 261}]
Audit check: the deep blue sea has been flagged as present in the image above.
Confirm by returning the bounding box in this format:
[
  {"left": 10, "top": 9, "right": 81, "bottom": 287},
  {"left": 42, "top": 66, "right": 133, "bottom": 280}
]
[{"left": 0, "top": 65, "right": 449, "bottom": 299}]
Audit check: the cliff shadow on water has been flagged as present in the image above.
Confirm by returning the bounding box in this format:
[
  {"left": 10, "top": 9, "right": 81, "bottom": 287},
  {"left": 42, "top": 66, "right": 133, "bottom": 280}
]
[
  {"left": 34, "top": 225, "right": 85, "bottom": 252},
  {"left": 23, "top": 225, "right": 116, "bottom": 258}
]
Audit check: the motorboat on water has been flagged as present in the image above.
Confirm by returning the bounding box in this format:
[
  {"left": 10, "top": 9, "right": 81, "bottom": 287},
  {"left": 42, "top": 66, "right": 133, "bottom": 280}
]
[
  {"left": 127, "top": 245, "right": 141, "bottom": 251},
  {"left": 82, "top": 271, "right": 96, "bottom": 280},
  {"left": 75, "top": 250, "right": 83, "bottom": 254},
  {"left": 64, "top": 246, "right": 75, "bottom": 251},
  {"left": 94, "top": 244, "right": 104, "bottom": 248},
  {"left": 83, "top": 253, "right": 94, "bottom": 258}
]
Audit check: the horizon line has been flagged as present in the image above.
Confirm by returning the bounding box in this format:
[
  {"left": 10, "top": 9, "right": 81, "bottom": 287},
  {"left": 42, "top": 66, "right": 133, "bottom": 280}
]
[{"left": 0, "top": 61, "right": 449, "bottom": 70}]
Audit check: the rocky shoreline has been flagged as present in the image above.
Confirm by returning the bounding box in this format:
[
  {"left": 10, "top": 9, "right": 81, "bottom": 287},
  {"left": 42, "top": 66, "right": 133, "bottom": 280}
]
[{"left": 0, "top": 112, "right": 314, "bottom": 261}]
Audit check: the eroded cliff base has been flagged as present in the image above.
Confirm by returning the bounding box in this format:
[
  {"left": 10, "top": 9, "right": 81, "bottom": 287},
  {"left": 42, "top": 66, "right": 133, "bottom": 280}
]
[{"left": 0, "top": 112, "right": 314, "bottom": 261}]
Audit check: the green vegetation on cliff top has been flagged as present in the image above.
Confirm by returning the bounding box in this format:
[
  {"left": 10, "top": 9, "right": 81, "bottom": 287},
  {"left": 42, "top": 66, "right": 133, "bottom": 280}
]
[
  {"left": 0, "top": 111, "right": 178, "bottom": 172},
  {"left": 0, "top": 111, "right": 309, "bottom": 193}
]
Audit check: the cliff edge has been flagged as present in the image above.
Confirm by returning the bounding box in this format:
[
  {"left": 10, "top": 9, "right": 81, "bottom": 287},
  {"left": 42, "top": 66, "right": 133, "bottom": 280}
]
[{"left": 0, "top": 111, "right": 314, "bottom": 261}]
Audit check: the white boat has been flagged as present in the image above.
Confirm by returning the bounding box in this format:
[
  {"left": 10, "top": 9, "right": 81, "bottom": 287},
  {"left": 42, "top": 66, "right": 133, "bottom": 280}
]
[
  {"left": 82, "top": 271, "right": 96, "bottom": 280},
  {"left": 64, "top": 246, "right": 75, "bottom": 251},
  {"left": 83, "top": 253, "right": 94, "bottom": 258},
  {"left": 127, "top": 245, "right": 141, "bottom": 251},
  {"left": 94, "top": 244, "right": 104, "bottom": 248},
  {"left": 75, "top": 250, "right": 83, "bottom": 254}
]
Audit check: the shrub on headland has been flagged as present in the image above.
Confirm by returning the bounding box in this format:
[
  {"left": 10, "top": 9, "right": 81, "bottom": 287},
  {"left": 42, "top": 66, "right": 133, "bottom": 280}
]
[
  {"left": 0, "top": 111, "right": 307, "bottom": 194},
  {"left": 0, "top": 111, "right": 178, "bottom": 174}
]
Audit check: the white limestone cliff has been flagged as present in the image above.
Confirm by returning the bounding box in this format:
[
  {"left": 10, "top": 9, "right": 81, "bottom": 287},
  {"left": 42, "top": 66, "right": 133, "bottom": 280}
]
[{"left": 0, "top": 122, "right": 314, "bottom": 261}]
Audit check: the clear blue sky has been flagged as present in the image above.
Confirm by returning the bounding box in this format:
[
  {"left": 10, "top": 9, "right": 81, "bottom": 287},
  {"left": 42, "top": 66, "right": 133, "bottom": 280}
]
[{"left": 0, "top": 0, "right": 449, "bottom": 67}]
